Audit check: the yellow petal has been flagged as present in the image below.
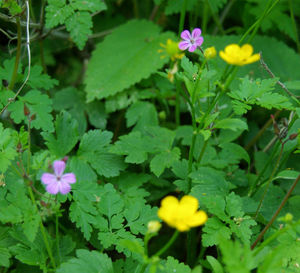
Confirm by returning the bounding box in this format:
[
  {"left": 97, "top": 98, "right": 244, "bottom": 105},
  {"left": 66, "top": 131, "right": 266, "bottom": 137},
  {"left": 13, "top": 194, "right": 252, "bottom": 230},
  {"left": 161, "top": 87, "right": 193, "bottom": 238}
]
[
  {"left": 244, "top": 53, "right": 260, "bottom": 64},
  {"left": 180, "top": 195, "right": 199, "bottom": 211},
  {"left": 187, "top": 211, "right": 208, "bottom": 227},
  {"left": 224, "top": 44, "right": 240, "bottom": 55},
  {"left": 220, "top": 50, "right": 236, "bottom": 65},
  {"left": 175, "top": 221, "right": 190, "bottom": 232},
  {"left": 241, "top": 44, "right": 253, "bottom": 58}
]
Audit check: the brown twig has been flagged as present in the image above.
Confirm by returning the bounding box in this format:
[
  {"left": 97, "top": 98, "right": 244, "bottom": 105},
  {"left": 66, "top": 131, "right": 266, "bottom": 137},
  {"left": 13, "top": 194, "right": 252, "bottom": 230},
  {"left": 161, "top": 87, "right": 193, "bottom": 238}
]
[
  {"left": 259, "top": 52, "right": 300, "bottom": 99},
  {"left": 251, "top": 174, "right": 300, "bottom": 249}
]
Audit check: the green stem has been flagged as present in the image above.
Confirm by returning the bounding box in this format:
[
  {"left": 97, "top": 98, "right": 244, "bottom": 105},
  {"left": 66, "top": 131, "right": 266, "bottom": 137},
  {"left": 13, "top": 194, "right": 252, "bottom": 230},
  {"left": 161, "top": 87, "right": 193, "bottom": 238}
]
[
  {"left": 27, "top": 185, "right": 56, "bottom": 269},
  {"left": 245, "top": 110, "right": 281, "bottom": 151},
  {"left": 175, "top": 80, "right": 181, "bottom": 126},
  {"left": 56, "top": 212, "right": 60, "bottom": 265},
  {"left": 239, "top": 0, "right": 279, "bottom": 45},
  {"left": 197, "top": 139, "right": 208, "bottom": 164},
  {"left": 186, "top": 229, "right": 196, "bottom": 266},
  {"left": 8, "top": 17, "right": 22, "bottom": 90},
  {"left": 154, "top": 230, "right": 180, "bottom": 257},
  {"left": 132, "top": 0, "right": 139, "bottom": 18},
  {"left": 205, "top": 0, "right": 225, "bottom": 34},
  {"left": 136, "top": 263, "right": 148, "bottom": 273},
  {"left": 251, "top": 174, "right": 300, "bottom": 249},
  {"left": 201, "top": 2, "right": 209, "bottom": 34},
  {"left": 254, "top": 142, "right": 284, "bottom": 219},
  {"left": 288, "top": 0, "right": 300, "bottom": 53},
  {"left": 27, "top": 118, "right": 31, "bottom": 174},
  {"left": 178, "top": 0, "right": 188, "bottom": 35}
]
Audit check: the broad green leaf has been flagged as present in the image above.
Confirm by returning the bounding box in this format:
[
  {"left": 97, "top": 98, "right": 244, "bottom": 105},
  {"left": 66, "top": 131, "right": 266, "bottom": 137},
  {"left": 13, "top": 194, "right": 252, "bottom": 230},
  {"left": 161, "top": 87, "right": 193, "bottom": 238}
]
[
  {"left": 119, "top": 239, "right": 144, "bottom": 256},
  {"left": 57, "top": 250, "right": 113, "bottom": 273},
  {"left": 84, "top": 20, "right": 172, "bottom": 101},
  {"left": 70, "top": 0, "right": 106, "bottom": 12},
  {"left": 214, "top": 118, "right": 248, "bottom": 132},
  {"left": 42, "top": 111, "right": 79, "bottom": 158},
  {"left": 274, "top": 170, "right": 299, "bottom": 181},
  {"left": 218, "top": 143, "right": 250, "bottom": 166}
]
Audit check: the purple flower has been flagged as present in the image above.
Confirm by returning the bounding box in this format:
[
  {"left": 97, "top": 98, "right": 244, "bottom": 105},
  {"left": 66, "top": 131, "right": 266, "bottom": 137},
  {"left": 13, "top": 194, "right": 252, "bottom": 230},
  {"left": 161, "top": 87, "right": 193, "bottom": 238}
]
[
  {"left": 41, "top": 160, "right": 76, "bottom": 195},
  {"left": 179, "top": 28, "right": 204, "bottom": 52}
]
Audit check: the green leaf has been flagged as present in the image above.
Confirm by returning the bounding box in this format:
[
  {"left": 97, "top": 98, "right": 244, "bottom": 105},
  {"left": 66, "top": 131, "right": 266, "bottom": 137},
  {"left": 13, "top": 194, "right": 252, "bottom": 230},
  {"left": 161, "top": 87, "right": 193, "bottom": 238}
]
[
  {"left": 70, "top": 0, "right": 106, "bottom": 12},
  {"left": 8, "top": 90, "right": 53, "bottom": 132},
  {"left": 45, "top": 0, "right": 74, "bottom": 28},
  {"left": 218, "top": 143, "right": 250, "bottom": 166},
  {"left": 0, "top": 123, "right": 18, "bottom": 173},
  {"left": 26, "top": 65, "right": 58, "bottom": 90},
  {"left": 65, "top": 12, "right": 92, "bottom": 50},
  {"left": 69, "top": 201, "right": 98, "bottom": 240},
  {"left": 202, "top": 217, "right": 231, "bottom": 247},
  {"left": 165, "top": 0, "right": 198, "bottom": 15},
  {"left": 78, "top": 130, "right": 126, "bottom": 177},
  {"left": 84, "top": 20, "right": 172, "bottom": 101},
  {"left": 110, "top": 131, "right": 150, "bottom": 164},
  {"left": 214, "top": 118, "right": 248, "bottom": 132},
  {"left": 57, "top": 250, "right": 113, "bottom": 273},
  {"left": 119, "top": 239, "right": 144, "bottom": 256},
  {"left": 0, "top": 227, "right": 14, "bottom": 267},
  {"left": 125, "top": 101, "right": 158, "bottom": 130},
  {"left": 150, "top": 147, "right": 181, "bottom": 177},
  {"left": 274, "top": 170, "right": 299, "bottom": 181},
  {"left": 42, "top": 111, "right": 79, "bottom": 158},
  {"left": 160, "top": 256, "right": 192, "bottom": 273},
  {"left": 206, "top": 256, "right": 224, "bottom": 273},
  {"left": 0, "top": 57, "right": 21, "bottom": 84}
]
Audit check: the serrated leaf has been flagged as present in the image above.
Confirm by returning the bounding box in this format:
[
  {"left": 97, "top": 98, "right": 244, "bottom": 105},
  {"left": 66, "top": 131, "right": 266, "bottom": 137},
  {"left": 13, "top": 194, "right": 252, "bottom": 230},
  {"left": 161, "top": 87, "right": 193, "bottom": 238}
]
[
  {"left": 84, "top": 20, "right": 172, "bottom": 101},
  {"left": 206, "top": 256, "right": 224, "bottom": 273},
  {"left": 8, "top": 90, "right": 53, "bottom": 132},
  {"left": 70, "top": 0, "right": 106, "bottom": 12},
  {"left": 45, "top": 0, "right": 74, "bottom": 28},
  {"left": 219, "top": 143, "right": 250, "bottom": 166},
  {"left": 160, "top": 256, "right": 192, "bottom": 273},
  {"left": 125, "top": 101, "right": 158, "bottom": 130},
  {"left": 42, "top": 111, "right": 79, "bottom": 157},
  {"left": 202, "top": 217, "right": 231, "bottom": 247},
  {"left": 69, "top": 202, "right": 97, "bottom": 240},
  {"left": 65, "top": 11, "right": 92, "bottom": 50},
  {"left": 26, "top": 65, "right": 58, "bottom": 90},
  {"left": 0, "top": 123, "right": 18, "bottom": 173},
  {"left": 57, "top": 250, "right": 113, "bottom": 273},
  {"left": 150, "top": 147, "right": 181, "bottom": 177}
]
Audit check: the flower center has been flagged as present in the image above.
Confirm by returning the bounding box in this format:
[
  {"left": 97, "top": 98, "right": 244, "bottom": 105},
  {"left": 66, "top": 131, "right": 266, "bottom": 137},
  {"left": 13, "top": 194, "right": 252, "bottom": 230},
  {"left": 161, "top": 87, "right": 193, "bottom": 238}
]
[{"left": 190, "top": 38, "right": 195, "bottom": 44}]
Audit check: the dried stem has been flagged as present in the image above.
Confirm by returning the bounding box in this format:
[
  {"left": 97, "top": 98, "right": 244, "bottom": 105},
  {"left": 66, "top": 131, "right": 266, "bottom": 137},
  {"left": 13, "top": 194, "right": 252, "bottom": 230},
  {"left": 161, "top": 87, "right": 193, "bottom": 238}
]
[
  {"left": 259, "top": 52, "right": 300, "bottom": 99},
  {"left": 251, "top": 174, "right": 300, "bottom": 249}
]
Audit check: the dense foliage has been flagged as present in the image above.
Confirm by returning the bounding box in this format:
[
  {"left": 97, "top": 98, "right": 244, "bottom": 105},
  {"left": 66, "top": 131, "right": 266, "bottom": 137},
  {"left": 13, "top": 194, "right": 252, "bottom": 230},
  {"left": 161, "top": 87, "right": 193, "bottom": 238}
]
[{"left": 0, "top": 0, "right": 299, "bottom": 272}]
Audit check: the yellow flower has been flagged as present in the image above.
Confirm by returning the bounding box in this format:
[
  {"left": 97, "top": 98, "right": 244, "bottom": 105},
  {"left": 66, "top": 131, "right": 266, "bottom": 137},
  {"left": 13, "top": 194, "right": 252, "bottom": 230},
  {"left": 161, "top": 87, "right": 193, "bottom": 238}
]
[
  {"left": 219, "top": 44, "right": 260, "bottom": 66},
  {"left": 158, "top": 39, "right": 185, "bottom": 61},
  {"left": 158, "top": 195, "right": 207, "bottom": 232},
  {"left": 147, "top": 220, "right": 162, "bottom": 233},
  {"left": 204, "top": 46, "right": 217, "bottom": 59}
]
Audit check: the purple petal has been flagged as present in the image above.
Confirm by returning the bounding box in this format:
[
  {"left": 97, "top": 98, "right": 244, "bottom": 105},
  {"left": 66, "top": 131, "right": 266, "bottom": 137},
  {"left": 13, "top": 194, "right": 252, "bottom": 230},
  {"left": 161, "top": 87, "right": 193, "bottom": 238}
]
[
  {"left": 61, "top": 173, "right": 76, "bottom": 184},
  {"left": 188, "top": 44, "right": 197, "bottom": 52},
  {"left": 179, "top": 41, "right": 191, "bottom": 50},
  {"left": 191, "top": 28, "right": 202, "bottom": 39},
  {"left": 53, "top": 160, "right": 66, "bottom": 177},
  {"left": 195, "top": 37, "right": 204, "bottom": 47},
  {"left": 46, "top": 182, "right": 59, "bottom": 195},
  {"left": 58, "top": 182, "right": 71, "bottom": 195},
  {"left": 181, "top": 30, "right": 191, "bottom": 40},
  {"left": 41, "top": 173, "right": 57, "bottom": 185}
]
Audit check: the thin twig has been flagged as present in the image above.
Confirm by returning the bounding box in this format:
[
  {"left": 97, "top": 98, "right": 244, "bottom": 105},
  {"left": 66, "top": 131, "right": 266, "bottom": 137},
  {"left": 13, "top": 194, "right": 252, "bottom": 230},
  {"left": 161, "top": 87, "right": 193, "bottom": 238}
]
[
  {"left": 149, "top": 5, "right": 159, "bottom": 21},
  {"left": 0, "top": 12, "right": 40, "bottom": 27},
  {"left": 251, "top": 174, "right": 300, "bottom": 249},
  {"left": 0, "top": 1, "right": 31, "bottom": 116},
  {"left": 260, "top": 52, "right": 300, "bottom": 99}
]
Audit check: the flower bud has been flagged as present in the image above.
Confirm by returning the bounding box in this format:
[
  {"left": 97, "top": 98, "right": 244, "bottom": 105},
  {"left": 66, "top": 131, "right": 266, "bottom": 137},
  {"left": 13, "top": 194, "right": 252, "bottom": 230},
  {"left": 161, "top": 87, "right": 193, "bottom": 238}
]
[
  {"left": 24, "top": 104, "right": 30, "bottom": 116},
  {"left": 204, "top": 47, "right": 217, "bottom": 59},
  {"left": 147, "top": 220, "right": 161, "bottom": 234}
]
